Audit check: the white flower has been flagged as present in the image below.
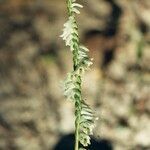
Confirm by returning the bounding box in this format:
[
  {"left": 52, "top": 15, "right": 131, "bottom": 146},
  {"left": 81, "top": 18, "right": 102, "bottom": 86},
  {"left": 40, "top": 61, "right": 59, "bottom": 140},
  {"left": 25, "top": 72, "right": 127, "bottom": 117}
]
[
  {"left": 79, "top": 132, "right": 91, "bottom": 146},
  {"left": 60, "top": 17, "right": 74, "bottom": 47},
  {"left": 72, "top": 3, "right": 83, "bottom": 14}
]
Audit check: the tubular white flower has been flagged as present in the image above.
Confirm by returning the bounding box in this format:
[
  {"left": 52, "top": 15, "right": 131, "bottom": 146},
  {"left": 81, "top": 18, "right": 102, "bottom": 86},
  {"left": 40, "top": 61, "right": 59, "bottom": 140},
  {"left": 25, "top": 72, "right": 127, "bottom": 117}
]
[
  {"left": 60, "top": 17, "right": 74, "bottom": 47},
  {"left": 71, "top": 1, "right": 83, "bottom": 14}
]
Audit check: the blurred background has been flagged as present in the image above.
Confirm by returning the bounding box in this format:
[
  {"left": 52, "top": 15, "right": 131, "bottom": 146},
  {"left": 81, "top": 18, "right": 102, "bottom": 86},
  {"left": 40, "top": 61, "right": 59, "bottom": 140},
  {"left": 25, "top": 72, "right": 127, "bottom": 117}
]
[{"left": 0, "top": 0, "right": 150, "bottom": 150}]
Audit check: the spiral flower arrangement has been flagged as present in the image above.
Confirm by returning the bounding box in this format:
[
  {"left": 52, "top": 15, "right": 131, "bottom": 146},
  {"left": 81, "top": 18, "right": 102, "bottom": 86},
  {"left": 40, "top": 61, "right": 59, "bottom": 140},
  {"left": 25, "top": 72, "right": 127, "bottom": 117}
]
[{"left": 60, "top": 1, "right": 97, "bottom": 150}]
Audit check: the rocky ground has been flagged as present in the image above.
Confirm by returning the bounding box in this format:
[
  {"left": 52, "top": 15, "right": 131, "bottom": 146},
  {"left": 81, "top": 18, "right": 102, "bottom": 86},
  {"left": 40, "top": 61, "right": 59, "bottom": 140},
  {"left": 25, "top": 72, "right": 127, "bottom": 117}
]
[{"left": 0, "top": 0, "right": 150, "bottom": 150}]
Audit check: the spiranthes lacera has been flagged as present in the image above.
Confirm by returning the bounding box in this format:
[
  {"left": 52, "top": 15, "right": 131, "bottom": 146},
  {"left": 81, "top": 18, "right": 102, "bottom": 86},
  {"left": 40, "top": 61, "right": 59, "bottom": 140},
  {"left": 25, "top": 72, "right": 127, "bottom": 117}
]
[{"left": 60, "top": 0, "right": 97, "bottom": 150}]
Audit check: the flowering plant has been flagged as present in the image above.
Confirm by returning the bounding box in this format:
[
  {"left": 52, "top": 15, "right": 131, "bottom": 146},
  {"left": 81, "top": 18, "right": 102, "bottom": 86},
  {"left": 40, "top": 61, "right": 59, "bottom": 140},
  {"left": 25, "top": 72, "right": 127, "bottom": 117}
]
[{"left": 60, "top": 1, "right": 97, "bottom": 150}]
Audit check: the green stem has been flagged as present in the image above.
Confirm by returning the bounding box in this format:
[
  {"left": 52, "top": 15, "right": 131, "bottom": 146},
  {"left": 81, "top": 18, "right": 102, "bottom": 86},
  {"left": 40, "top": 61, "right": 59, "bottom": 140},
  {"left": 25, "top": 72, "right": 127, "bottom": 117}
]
[
  {"left": 75, "top": 117, "right": 79, "bottom": 150},
  {"left": 67, "top": 0, "right": 73, "bottom": 16}
]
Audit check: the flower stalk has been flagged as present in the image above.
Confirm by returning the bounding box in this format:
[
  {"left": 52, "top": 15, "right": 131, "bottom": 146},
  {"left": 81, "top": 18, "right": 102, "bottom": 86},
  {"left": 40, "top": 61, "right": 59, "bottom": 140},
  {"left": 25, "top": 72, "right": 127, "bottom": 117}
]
[{"left": 60, "top": 0, "right": 97, "bottom": 150}]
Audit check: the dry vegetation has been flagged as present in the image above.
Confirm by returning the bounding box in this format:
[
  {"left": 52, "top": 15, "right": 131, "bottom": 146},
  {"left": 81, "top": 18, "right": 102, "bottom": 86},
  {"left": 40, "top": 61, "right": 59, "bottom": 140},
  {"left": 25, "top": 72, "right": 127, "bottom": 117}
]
[{"left": 0, "top": 0, "right": 150, "bottom": 150}]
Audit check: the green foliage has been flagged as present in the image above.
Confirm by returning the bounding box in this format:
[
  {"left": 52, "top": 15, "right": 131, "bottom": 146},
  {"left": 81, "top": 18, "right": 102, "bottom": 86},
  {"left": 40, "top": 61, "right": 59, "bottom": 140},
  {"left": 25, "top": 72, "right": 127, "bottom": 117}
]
[{"left": 61, "top": 0, "right": 97, "bottom": 150}]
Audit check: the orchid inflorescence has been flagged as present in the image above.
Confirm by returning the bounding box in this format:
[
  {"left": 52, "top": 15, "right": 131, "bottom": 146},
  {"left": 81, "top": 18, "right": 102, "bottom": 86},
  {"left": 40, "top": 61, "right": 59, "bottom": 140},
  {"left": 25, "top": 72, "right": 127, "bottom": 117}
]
[{"left": 60, "top": 0, "right": 97, "bottom": 150}]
